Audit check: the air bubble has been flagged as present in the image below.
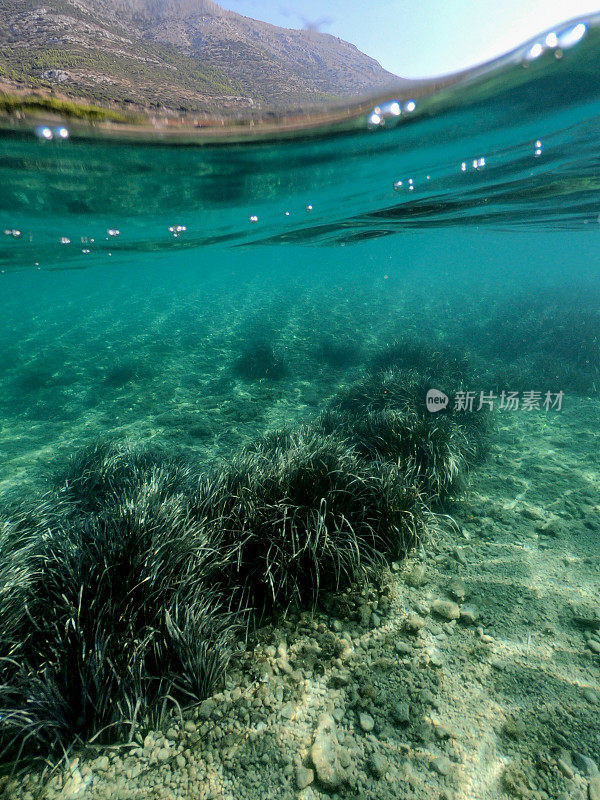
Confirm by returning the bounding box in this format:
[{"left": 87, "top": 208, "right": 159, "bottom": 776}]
[
  {"left": 557, "top": 22, "right": 586, "bottom": 49},
  {"left": 305, "top": 205, "right": 313, "bottom": 212},
  {"left": 34, "top": 126, "right": 53, "bottom": 141},
  {"left": 59, "top": 237, "right": 71, "bottom": 245},
  {"left": 381, "top": 100, "right": 401, "bottom": 117},
  {"left": 367, "top": 99, "right": 404, "bottom": 128},
  {"left": 107, "top": 228, "right": 120, "bottom": 237},
  {"left": 4, "top": 229, "right": 22, "bottom": 238},
  {"left": 169, "top": 224, "right": 187, "bottom": 236},
  {"left": 526, "top": 42, "right": 544, "bottom": 61},
  {"left": 249, "top": 215, "right": 258, "bottom": 224},
  {"left": 367, "top": 109, "right": 383, "bottom": 127}
]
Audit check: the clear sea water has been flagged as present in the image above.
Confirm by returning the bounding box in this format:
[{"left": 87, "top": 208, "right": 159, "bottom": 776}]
[{"left": 1, "top": 16, "right": 599, "bottom": 799}]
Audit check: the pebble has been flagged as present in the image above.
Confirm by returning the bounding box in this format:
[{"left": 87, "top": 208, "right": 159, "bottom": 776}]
[
  {"left": 330, "top": 673, "right": 350, "bottom": 688},
  {"left": 198, "top": 699, "right": 216, "bottom": 719},
  {"left": 573, "top": 753, "right": 599, "bottom": 777},
  {"left": 156, "top": 747, "right": 170, "bottom": 762},
  {"left": 431, "top": 756, "right": 452, "bottom": 776},
  {"left": 587, "top": 641, "right": 600, "bottom": 655},
  {"left": 391, "top": 702, "right": 410, "bottom": 724},
  {"left": 431, "top": 600, "right": 461, "bottom": 621},
  {"left": 448, "top": 578, "right": 467, "bottom": 602},
  {"left": 370, "top": 753, "right": 389, "bottom": 779},
  {"left": 590, "top": 775, "right": 600, "bottom": 800},
  {"left": 558, "top": 757, "right": 574, "bottom": 779},
  {"left": 358, "top": 604, "right": 372, "bottom": 627},
  {"left": 406, "top": 613, "right": 425, "bottom": 632},
  {"left": 460, "top": 604, "right": 479, "bottom": 624},
  {"left": 395, "top": 641, "right": 413, "bottom": 655},
  {"left": 296, "top": 765, "right": 315, "bottom": 790},
  {"left": 584, "top": 690, "right": 598, "bottom": 704},
  {"left": 406, "top": 563, "right": 427, "bottom": 587},
  {"left": 311, "top": 714, "right": 343, "bottom": 790},
  {"left": 429, "top": 651, "right": 444, "bottom": 668},
  {"left": 434, "top": 724, "right": 455, "bottom": 740},
  {"left": 359, "top": 712, "right": 375, "bottom": 732}
]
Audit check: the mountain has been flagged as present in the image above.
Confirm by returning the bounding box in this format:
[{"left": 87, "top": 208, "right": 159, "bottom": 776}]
[{"left": 0, "top": 0, "right": 401, "bottom": 118}]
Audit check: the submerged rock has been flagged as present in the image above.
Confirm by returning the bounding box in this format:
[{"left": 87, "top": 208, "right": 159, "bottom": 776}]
[
  {"left": 311, "top": 714, "right": 344, "bottom": 790},
  {"left": 406, "top": 563, "right": 427, "bottom": 587},
  {"left": 431, "top": 599, "right": 461, "bottom": 621},
  {"left": 359, "top": 712, "right": 375, "bottom": 732},
  {"left": 296, "top": 765, "right": 315, "bottom": 790}
]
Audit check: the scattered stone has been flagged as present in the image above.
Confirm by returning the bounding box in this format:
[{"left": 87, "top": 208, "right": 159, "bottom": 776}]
[
  {"left": 502, "top": 719, "right": 524, "bottom": 741},
  {"left": 434, "top": 724, "right": 455, "bottom": 740},
  {"left": 584, "top": 690, "right": 598, "bottom": 704},
  {"left": 421, "top": 690, "right": 437, "bottom": 706},
  {"left": 477, "top": 627, "right": 493, "bottom": 643},
  {"left": 406, "top": 613, "right": 426, "bottom": 633},
  {"left": 330, "top": 673, "right": 350, "bottom": 688},
  {"left": 431, "top": 600, "right": 461, "bottom": 621},
  {"left": 429, "top": 650, "right": 443, "bottom": 668},
  {"left": 371, "top": 612, "right": 382, "bottom": 628},
  {"left": 573, "top": 753, "right": 599, "bottom": 777},
  {"left": 587, "top": 640, "right": 600, "bottom": 655},
  {"left": 572, "top": 612, "right": 600, "bottom": 631},
  {"left": 453, "top": 547, "right": 467, "bottom": 565},
  {"left": 311, "top": 714, "right": 343, "bottom": 791},
  {"left": 558, "top": 757, "right": 574, "bottom": 779},
  {"left": 520, "top": 504, "right": 544, "bottom": 521},
  {"left": 184, "top": 720, "right": 197, "bottom": 734},
  {"left": 358, "top": 604, "right": 372, "bottom": 627},
  {"left": 92, "top": 756, "right": 110, "bottom": 772},
  {"left": 391, "top": 702, "right": 410, "bottom": 725},
  {"left": 431, "top": 756, "right": 452, "bottom": 776},
  {"left": 460, "top": 605, "right": 479, "bottom": 624},
  {"left": 42, "top": 69, "right": 70, "bottom": 83},
  {"left": 395, "top": 641, "right": 412, "bottom": 655},
  {"left": 359, "top": 712, "right": 375, "bottom": 732},
  {"left": 406, "top": 563, "right": 427, "bottom": 587},
  {"left": 589, "top": 775, "right": 600, "bottom": 800},
  {"left": 370, "top": 753, "right": 389, "bottom": 779},
  {"left": 156, "top": 747, "right": 170, "bottom": 762},
  {"left": 448, "top": 578, "right": 467, "bottom": 602},
  {"left": 296, "top": 765, "right": 315, "bottom": 790},
  {"left": 198, "top": 699, "right": 216, "bottom": 719}
]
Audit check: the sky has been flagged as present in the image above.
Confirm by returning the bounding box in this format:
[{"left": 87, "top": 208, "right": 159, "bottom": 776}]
[{"left": 218, "top": 0, "right": 600, "bottom": 77}]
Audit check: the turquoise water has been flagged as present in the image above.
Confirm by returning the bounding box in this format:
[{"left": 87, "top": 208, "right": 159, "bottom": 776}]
[{"left": 1, "top": 17, "right": 600, "bottom": 800}]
